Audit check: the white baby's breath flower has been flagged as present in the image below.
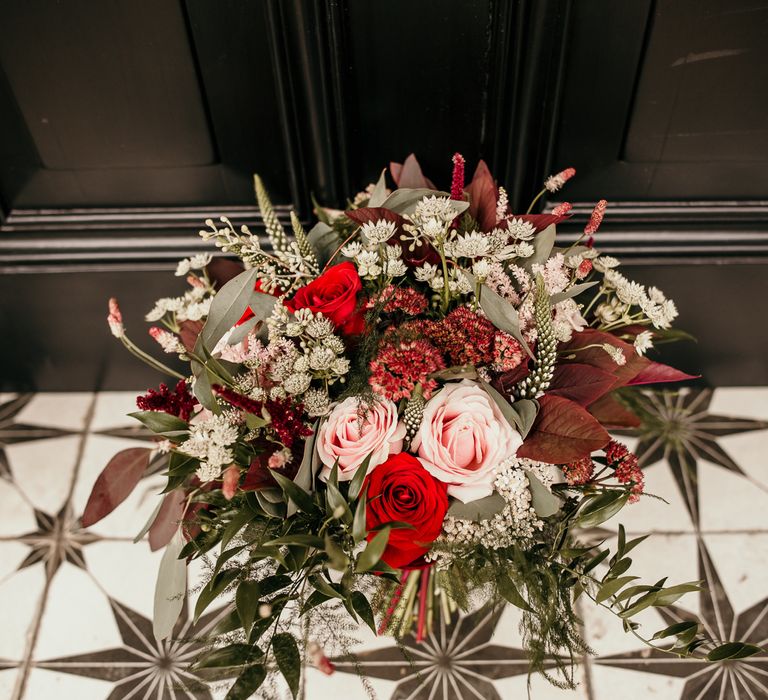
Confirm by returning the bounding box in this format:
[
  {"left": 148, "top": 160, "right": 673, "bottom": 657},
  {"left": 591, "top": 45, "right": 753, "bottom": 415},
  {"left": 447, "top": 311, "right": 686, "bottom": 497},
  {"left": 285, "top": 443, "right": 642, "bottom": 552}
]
[{"left": 175, "top": 253, "right": 212, "bottom": 276}]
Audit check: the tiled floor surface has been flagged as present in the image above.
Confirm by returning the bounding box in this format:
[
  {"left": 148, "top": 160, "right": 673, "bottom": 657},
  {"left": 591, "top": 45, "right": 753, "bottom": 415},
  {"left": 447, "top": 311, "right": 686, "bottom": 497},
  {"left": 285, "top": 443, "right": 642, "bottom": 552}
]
[{"left": 1, "top": 388, "right": 767, "bottom": 699}]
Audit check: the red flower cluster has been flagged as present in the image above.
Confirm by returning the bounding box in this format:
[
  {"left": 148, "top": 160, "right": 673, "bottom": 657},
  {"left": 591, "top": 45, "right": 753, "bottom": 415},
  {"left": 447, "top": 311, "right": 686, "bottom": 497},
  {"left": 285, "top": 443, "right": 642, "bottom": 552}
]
[
  {"left": 212, "top": 385, "right": 312, "bottom": 448},
  {"left": 369, "top": 285, "right": 429, "bottom": 316},
  {"left": 368, "top": 338, "right": 445, "bottom": 401},
  {"left": 606, "top": 440, "right": 644, "bottom": 503},
  {"left": 562, "top": 456, "right": 595, "bottom": 486},
  {"left": 136, "top": 380, "right": 197, "bottom": 421},
  {"left": 419, "top": 307, "right": 523, "bottom": 371}
]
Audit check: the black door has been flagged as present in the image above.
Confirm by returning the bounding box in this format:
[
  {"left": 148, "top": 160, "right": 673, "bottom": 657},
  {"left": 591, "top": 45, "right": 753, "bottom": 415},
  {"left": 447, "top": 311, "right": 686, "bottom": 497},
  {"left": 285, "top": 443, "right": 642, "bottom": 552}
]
[{"left": 1, "top": 0, "right": 766, "bottom": 389}]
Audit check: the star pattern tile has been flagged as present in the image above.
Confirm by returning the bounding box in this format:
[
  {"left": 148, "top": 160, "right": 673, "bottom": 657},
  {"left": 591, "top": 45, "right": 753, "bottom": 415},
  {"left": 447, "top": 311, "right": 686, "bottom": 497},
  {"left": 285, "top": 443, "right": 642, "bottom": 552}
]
[
  {"left": 618, "top": 388, "right": 768, "bottom": 526},
  {"left": 0, "top": 387, "right": 766, "bottom": 700}
]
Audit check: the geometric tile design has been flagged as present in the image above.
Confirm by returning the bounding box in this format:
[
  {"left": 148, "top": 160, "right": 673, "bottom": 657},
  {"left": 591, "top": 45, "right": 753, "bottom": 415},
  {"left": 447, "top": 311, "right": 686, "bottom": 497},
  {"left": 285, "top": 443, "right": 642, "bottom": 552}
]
[{"left": 1, "top": 388, "right": 767, "bottom": 699}]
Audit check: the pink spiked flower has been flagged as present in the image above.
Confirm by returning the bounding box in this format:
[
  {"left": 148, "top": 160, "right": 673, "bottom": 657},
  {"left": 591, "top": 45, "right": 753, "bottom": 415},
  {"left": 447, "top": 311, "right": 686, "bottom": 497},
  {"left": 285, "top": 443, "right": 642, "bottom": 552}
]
[
  {"left": 544, "top": 167, "right": 576, "bottom": 193},
  {"left": 221, "top": 465, "right": 240, "bottom": 500},
  {"left": 584, "top": 199, "right": 608, "bottom": 235},
  {"left": 552, "top": 201, "right": 573, "bottom": 216},
  {"left": 450, "top": 152, "right": 465, "bottom": 201},
  {"left": 107, "top": 298, "right": 125, "bottom": 338},
  {"left": 148, "top": 326, "right": 184, "bottom": 354}
]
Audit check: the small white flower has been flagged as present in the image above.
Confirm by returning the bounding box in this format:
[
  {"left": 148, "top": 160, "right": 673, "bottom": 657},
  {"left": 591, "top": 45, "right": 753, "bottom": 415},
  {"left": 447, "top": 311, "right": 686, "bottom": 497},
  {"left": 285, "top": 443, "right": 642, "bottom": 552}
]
[
  {"left": 506, "top": 218, "right": 536, "bottom": 241},
  {"left": 414, "top": 262, "right": 439, "bottom": 282},
  {"left": 602, "top": 343, "right": 627, "bottom": 366},
  {"left": 385, "top": 259, "right": 407, "bottom": 277},
  {"left": 634, "top": 330, "right": 654, "bottom": 356},
  {"left": 309, "top": 346, "right": 336, "bottom": 371},
  {"left": 361, "top": 219, "right": 397, "bottom": 244},
  {"left": 449, "top": 231, "right": 490, "bottom": 258},
  {"left": 356, "top": 250, "right": 382, "bottom": 278},
  {"left": 413, "top": 195, "right": 457, "bottom": 224},
  {"left": 472, "top": 259, "right": 491, "bottom": 281},
  {"left": 306, "top": 315, "right": 334, "bottom": 339},
  {"left": 593, "top": 255, "right": 621, "bottom": 272},
  {"left": 284, "top": 373, "right": 312, "bottom": 395},
  {"left": 341, "top": 241, "right": 363, "bottom": 258},
  {"left": 616, "top": 280, "right": 647, "bottom": 306}
]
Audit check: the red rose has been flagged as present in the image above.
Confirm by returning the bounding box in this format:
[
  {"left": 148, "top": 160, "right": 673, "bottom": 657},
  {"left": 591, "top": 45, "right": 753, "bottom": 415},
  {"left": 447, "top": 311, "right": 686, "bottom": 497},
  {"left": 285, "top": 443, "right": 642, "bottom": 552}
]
[
  {"left": 365, "top": 452, "right": 448, "bottom": 569},
  {"left": 284, "top": 262, "right": 365, "bottom": 336}
]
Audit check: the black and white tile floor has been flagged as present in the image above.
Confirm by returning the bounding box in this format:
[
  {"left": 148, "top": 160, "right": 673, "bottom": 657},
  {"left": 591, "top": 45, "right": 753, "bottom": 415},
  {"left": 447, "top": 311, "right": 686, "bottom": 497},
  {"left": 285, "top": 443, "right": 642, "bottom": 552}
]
[{"left": 1, "top": 388, "right": 767, "bottom": 699}]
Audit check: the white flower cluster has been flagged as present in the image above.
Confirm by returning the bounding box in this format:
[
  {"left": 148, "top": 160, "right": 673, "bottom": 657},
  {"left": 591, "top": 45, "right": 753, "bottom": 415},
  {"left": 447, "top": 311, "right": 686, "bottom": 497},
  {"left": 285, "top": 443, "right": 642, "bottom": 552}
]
[
  {"left": 427, "top": 457, "right": 553, "bottom": 568},
  {"left": 343, "top": 218, "right": 407, "bottom": 280},
  {"left": 414, "top": 262, "right": 472, "bottom": 295},
  {"left": 145, "top": 284, "right": 213, "bottom": 323},
  {"left": 179, "top": 412, "right": 241, "bottom": 482},
  {"left": 175, "top": 253, "right": 212, "bottom": 277},
  {"left": 595, "top": 260, "right": 678, "bottom": 331}
]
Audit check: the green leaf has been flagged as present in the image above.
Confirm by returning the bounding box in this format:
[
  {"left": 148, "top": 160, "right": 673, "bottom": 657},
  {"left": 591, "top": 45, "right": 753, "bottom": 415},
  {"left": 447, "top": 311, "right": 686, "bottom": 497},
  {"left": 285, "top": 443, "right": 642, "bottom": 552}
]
[
  {"left": 225, "top": 664, "right": 267, "bottom": 700},
  {"left": 192, "top": 643, "right": 255, "bottom": 670},
  {"left": 307, "top": 221, "right": 341, "bottom": 268},
  {"left": 220, "top": 507, "right": 257, "bottom": 550},
  {"left": 583, "top": 549, "right": 610, "bottom": 573},
  {"left": 152, "top": 529, "right": 187, "bottom": 641},
  {"left": 464, "top": 272, "right": 533, "bottom": 359},
  {"left": 326, "top": 480, "right": 352, "bottom": 524},
  {"left": 596, "top": 576, "right": 639, "bottom": 604},
  {"left": 324, "top": 533, "right": 350, "bottom": 570},
  {"left": 608, "top": 557, "right": 633, "bottom": 578},
  {"left": 576, "top": 491, "right": 629, "bottom": 529},
  {"left": 262, "top": 534, "right": 324, "bottom": 548},
  {"left": 652, "top": 621, "right": 698, "bottom": 642},
  {"left": 619, "top": 590, "right": 660, "bottom": 618},
  {"left": 356, "top": 527, "right": 390, "bottom": 572},
  {"left": 310, "top": 574, "right": 345, "bottom": 600},
  {"left": 201, "top": 268, "right": 259, "bottom": 349},
  {"left": 289, "top": 424, "right": 319, "bottom": 516},
  {"left": 549, "top": 281, "right": 599, "bottom": 305},
  {"left": 707, "top": 642, "right": 764, "bottom": 661},
  {"left": 653, "top": 582, "right": 702, "bottom": 607},
  {"left": 271, "top": 470, "right": 316, "bottom": 515},
  {"left": 525, "top": 470, "right": 562, "bottom": 517},
  {"left": 614, "top": 583, "right": 662, "bottom": 604},
  {"left": 524, "top": 224, "right": 556, "bottom": 269},
  {"left": 235, "top": 580, "right": 261, "bottom": 635},
  {"left": 195, "top": 568, "right": 239, "bottom": 622},
  {"left": 498, "top": 575, "right": 533, "bottom": 612},
  {"left": 192, "top": 369, "right": 217, "bottom": 412},
  {"left": 272, "top": 632, "right": 301, "bottom": 698},
  {"left": 348, "top": 454, "right": 372, "bottom": 502},
  {"left": 129, "top": 411, "right": 188, "bottom": 435},
  {"left": 368, "top": 169, "right": 388, "bottom": 207},
  {"left": 447, "top": 492, "right": 507, "bottom": 521},
  {"left": 259, "top": 574, "right": 293, "bottom": 597},
  {"left": 350, "top": 591, "right": 377, "bottom": 633},
  {"left": 301, "top": 589, "right": 332, "bottom": 614},
  {"left": 352, "top": 487, "right": 368, "bottom": 544},
  {"left": 480, "top": 381, "right": 539, "bottom": 439}
]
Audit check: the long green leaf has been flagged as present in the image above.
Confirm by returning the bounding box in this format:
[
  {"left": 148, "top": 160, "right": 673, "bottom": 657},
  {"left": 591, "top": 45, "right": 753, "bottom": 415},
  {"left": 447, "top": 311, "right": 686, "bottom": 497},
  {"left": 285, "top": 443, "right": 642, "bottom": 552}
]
[
  {"left": 152, "top": 529, "right": 187, "bottom": 641},
  {"left": 351, "top": 591, "right": 377, "bottom": 633},
  {"left": 356, "top": 527, "right": 390, "bottom": 572},
  {"left": 577, "top": 491, "right": 629, "bottom": 529},
  {"left": 225, "top": 665, "right": 267, "bottom": 700},
  {"left": 195, "top": 568, "right": 239, "bottom": 622},
  {"left": 235, "top": 580, "right": 261, "bottom": 635},
  {"left": 272, "top": 633, "right": 301, "bottom": 698},
  {"left": 129, "top": 411, "right": 188, "bottom": 434},
  {"left": 271, "top": 470, "right": 315, "bottom": 515},
  {"left": 596, "top": 576, "right": 639, "bottom": 604}
]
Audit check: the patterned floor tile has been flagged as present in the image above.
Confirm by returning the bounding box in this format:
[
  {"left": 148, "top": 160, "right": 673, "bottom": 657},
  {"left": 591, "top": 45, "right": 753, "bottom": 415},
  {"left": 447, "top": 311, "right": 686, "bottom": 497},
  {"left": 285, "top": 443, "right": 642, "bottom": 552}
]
[{"left": 0, "top": 386, "right": 766, "bottom": 700}]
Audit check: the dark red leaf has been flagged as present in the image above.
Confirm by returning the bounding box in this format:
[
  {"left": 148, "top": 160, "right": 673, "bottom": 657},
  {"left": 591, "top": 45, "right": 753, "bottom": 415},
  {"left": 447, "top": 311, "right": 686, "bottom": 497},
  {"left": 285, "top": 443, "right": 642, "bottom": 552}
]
[
  {"left": 464, "top": 160, "right": 497, "bottom": 232},
  {"left": 517, "top": 395, "right": 610, "bottom": 463},
  {"left": 588, "top": 393, "right": 642, "bottom": 429},
  {"left": 514, "top": 213, "right": 571, "bottom": 232},
  {"left": 561, "top": 329, "right": 649, "bottom": 386},
  {"left": 206, "top": 258, "right": 244, "bottom": 288},
  {"left": 148, "top": 489, "right": 186, "bottom": 551},
  {"left": 81, "top": 448, "right": 152, "bottom": 528},
  {"left": 389, "top": 154, "right": 436, "bottom": 189},
  {"left": 178, "top": 320, "right": 204, "bottom": 353},
  {"left": 628, "top": 362, "right": 699, "bottom": 386},
  {"left": 549, "top": 363, "right": 619, "bottom": 406}
]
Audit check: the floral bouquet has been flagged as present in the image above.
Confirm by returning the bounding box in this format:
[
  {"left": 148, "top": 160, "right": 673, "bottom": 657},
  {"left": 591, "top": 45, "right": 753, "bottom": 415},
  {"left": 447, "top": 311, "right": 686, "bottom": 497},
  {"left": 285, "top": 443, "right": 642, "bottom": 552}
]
[{"left": 86, "top": 154, "right": 760, "bottom": 697}]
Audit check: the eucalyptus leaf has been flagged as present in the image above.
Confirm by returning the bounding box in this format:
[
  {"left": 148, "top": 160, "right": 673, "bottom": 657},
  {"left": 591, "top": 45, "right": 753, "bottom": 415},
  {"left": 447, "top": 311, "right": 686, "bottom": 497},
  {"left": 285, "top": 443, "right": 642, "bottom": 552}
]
[
  {"left": 368, "top": 169, "right": 388, "bottom": 207},
  {"left": 464, "top": 271, "right": 533, "bottom": 359},
  {"left": 307, "top": 221, "right": 340, "bottom": 268},
  {"left": 152, "top": 529, "right": 187, "bottom": 641},
  {"left": 524, "top": 470, "right": 562, "bottom": 517},
  {"left": 549, "top": 281, "right": 599, "bottom": 305},
  {"left": 201, "top": 268, "right": 260, "bottom": 349},
  {"left": 524, "top": 224, "right": 556, "bottom": 269},
  {"left": 479, "top": 381, "right": 538, "bottom": 438},
  {"left": 447, "top": 492, "right": 506, "bottom": 521}
]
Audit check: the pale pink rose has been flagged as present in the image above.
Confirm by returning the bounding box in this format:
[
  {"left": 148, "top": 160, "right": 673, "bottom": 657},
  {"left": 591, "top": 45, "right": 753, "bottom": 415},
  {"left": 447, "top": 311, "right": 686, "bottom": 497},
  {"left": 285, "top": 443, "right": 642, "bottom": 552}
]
[
  {"left": 317, "top": 396, "right": 406, "bottom": 482},
  {"left": 411, "top": 379, "right": 522, "bottom": 503}
]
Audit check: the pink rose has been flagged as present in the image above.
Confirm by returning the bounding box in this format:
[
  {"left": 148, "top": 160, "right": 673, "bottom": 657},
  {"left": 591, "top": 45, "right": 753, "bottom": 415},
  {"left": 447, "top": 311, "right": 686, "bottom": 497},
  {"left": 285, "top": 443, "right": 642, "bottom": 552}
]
[
  {"left": 317, "top": 396, "right": 406, "bottom": 482},
  {"left": 411, "top": 379, "right": 522, "bottom": 503}
]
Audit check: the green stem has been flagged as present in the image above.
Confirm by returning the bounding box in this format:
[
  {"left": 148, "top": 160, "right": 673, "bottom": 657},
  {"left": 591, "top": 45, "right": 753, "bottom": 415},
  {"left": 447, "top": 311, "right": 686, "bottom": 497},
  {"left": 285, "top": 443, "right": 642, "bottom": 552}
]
[
  {"left": 526, "top": 188, "right": 547, "bottom": 215},
  {"left": 120, "top": 336, "right": 186, "bottom": 380}
]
